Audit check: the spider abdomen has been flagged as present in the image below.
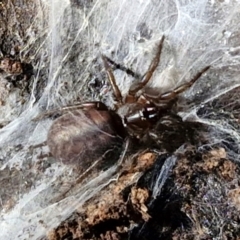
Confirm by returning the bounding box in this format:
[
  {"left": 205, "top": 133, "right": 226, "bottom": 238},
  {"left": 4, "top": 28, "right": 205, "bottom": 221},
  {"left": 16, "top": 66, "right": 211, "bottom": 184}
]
[{"left": 47, "top": 109, "right": 123, "bottom": 165}]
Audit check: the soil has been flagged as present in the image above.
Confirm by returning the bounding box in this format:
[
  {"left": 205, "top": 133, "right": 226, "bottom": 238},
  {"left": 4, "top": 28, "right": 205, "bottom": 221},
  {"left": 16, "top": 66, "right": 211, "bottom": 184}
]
[{"left": 46, "top": 146, "right": 240, "bottom": 240}]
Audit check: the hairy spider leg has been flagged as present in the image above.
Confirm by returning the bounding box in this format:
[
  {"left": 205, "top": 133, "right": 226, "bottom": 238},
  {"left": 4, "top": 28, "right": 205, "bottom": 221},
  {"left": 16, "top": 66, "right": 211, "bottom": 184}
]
[
  {"left": 101, "top": 35, "right": 164, "bottom": 105},
  {"left": 128, "top": 35, "right": 165, "bottom": 96},
  {"left": 61, "top": 101, "right": 108, "bottom": 111},
  {"left": 34, "top": 101, "right": 108, "bottom": 121},
  {"left": 101, "top": 55, "right": 123, "bottom": 106},
  {"left": 143, "top": 65, "right": 210, "bottom": 103},
  {"left": 104, "top": 56, "right": 141, "bottom": 79}
]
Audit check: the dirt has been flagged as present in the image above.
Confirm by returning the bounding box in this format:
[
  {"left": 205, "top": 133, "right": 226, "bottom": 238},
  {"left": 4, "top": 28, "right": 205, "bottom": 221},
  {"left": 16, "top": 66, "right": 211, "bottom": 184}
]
[{"left": 44, "top": 145, "right": 240, "bottom": 240}]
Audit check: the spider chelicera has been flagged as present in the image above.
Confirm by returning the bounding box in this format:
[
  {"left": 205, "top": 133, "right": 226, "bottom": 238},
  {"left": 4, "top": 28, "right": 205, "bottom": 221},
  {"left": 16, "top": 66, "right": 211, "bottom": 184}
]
[{"left": 44, "top": 35, "right": 209, "bottom": 165}]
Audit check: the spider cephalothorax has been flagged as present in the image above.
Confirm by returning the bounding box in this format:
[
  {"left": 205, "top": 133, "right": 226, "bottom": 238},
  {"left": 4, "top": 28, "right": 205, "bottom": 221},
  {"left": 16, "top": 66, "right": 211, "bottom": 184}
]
[{"left": 46, "top": 35, "right": 209, "bottom": 165}]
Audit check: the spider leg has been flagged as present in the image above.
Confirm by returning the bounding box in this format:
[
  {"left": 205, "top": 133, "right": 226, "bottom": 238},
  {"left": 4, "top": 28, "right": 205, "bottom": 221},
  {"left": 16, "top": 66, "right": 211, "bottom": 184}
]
[
  {"left": 33, "top": 101, "right": 108, "bottom": 121},
  {"left": 128, "top": 35, "right": 165, "bottom": 95},
  {"left": 102, "top": 55, "right": 123, "bottom": 105},
  {"left": 144, "top": 65, "right": 210, "bottom": 102},
  {"left": 61, "top": 101, "right": 108, "bottom": 111},
  {"left": 104, "top": 56, "right": 141, "bottom": 79}
]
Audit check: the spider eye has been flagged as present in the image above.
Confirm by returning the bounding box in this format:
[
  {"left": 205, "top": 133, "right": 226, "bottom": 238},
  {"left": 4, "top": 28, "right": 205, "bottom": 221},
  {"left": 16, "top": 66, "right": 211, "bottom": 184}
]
[{"left": 143, "top": 107, "right": 158, "bottom": 120}]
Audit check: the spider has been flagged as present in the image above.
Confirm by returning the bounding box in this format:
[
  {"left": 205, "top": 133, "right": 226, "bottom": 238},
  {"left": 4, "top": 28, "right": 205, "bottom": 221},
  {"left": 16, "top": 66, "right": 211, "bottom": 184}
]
[{"left": 45, "top": 35, "right": 210, "bottom": 166}]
